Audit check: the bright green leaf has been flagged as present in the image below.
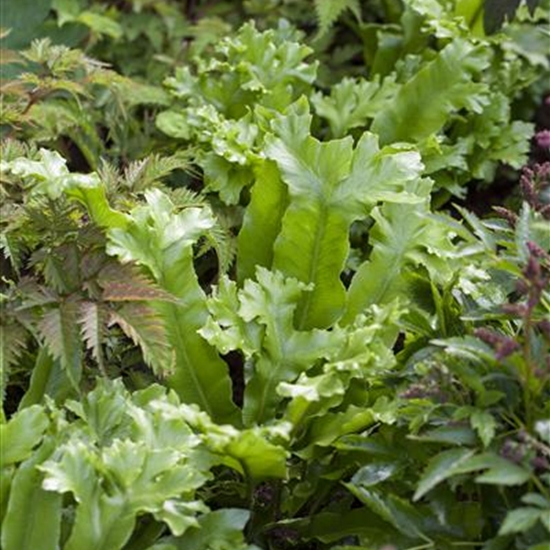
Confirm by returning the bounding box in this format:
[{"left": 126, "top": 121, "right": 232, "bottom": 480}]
[{"left": 0, "top": 406, "right": 49, "bottom": 467}]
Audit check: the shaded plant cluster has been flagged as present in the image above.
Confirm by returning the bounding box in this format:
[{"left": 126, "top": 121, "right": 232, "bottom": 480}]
[{"left": 1, "top": 1, "right": 549, "bottom": 550}]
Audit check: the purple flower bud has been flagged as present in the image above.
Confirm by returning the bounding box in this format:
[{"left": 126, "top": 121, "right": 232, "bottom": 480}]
[
  {"left": 523, "top": 255, "right": 541, "bottom": 281},
  {"left": 531, "top": 456, "right": 549, "bottom": 472},
  {"left": 494, "top": 338, "right": 520, "bottom": 360},
  {"left": 534, "top": 162, "right": 550, "bottom": 179},
  {"left": 500, "top": 439, "right": 525, "bottom": 463},
  {"left": 474, "top": 327, "right": 502, "bottom": 346},
  {"left": 520, "top": 169, "right": 538, "bottom": 205},
  {"left": 474, "top": 327, "right": 520, "bottom": 359},
  {"left": 493, "top": 206, "right": 517, "bottom": 226},
  {"left": 512, "top": 280, "right": 529, "bottom": 297},
  {"left": 536, "top": 319, "right": 550, "bottom": 337},
  {"left": 536, "top": 130, "right": 550, "bottom": 149},
  {"left": 526, "top": 241, "right": 547, "bottom": 259}
]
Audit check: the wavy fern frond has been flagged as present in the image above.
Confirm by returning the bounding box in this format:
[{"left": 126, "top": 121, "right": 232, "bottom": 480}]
[
  {"left": 315, "top": 0, "right": 361, "bottom": 38},
  {"left": 109, "top": 303, "right": 174, "bottom": 376}
]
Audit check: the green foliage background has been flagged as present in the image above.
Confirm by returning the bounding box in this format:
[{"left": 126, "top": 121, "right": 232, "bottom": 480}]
[{"left": 1, "top": 1, "right": 549, "bottom": 549}]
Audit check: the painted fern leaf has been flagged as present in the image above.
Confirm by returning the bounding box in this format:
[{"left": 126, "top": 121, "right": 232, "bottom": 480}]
[
  {"left": 109, "top": 303, "right": 174, "bottom": 376},
  {"left": 98, "top": 263, "right": 176, "bottom": 303}
]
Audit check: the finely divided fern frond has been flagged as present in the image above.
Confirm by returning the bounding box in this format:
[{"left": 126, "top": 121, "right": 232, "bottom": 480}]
[
  {"left": 123, "top": 153, "right": 193, "bottom": 191},
  {"left": 37, "top": 298, "right": 83, "bottom": 388},
  {"left": 78, "top": 301, "right": 109, "bottom": 375},
  {"left": 315, "top": 0, "right": 361, "bottom": 38},
  {"left": 170, "top": 188, "right": 236, "bottom": 275},
  {"left": 0, "top": 322, "right": 28, "bottom": 404},
  {"left": 109, "top": 303, "right": 174, "bottom": 376},
  {"left": 98, "top": 262, "right": 177, "bottom": 303},
  {"left": 197, "top": 222, "right": 236, "bottom": 277}
]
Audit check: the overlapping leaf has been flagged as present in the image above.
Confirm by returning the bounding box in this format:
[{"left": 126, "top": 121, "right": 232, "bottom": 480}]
[
  {"left": 265, "top": 102, "right": 424, "bottom": 328},
  {"left": 371, "top": 39, "right": 491, "bottom": 145},
  {"left": 105, "top": 189, "right": 239, "bottom": 423}
]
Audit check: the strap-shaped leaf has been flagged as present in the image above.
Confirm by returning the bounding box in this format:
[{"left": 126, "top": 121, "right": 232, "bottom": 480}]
[
  {"left": 0, "top": 405, "right": 49, "bottom": 467},
  {"left": 106, "top": 190, "right": 239, "bottom": 424},
  {"left": 18, "top": 349, "right": 74, "bottom": 408},
  {"left": 311, "top": 76, "right": 398, "bottom": 138},
  {"left": 266, "top": 104, "right": 424, "bottom": 329},
  {"left": 371, "top": 39, "right": 490, "bottom": 145},
  {"left": 1, "top": 440, "right": 62, "bottom": 550},
  {"left": 343, "top": 201, "right": 428, "bottom": 322},
  {"left": 342, "top": 179, "right": 465, "bottom": 324},
  {"left": 237, "top": 160, "right": 288, "bottom": 282}
]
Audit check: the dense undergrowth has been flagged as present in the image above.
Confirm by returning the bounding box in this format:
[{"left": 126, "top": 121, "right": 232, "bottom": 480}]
[{"left": 1, "top": 1, "right": 550, "bottom": 549}]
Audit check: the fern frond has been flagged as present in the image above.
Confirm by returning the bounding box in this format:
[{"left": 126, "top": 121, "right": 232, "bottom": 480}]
[
  {"left": 98, "top": 262, "right": 177, "bottom": 303},
  {"left": 78, "top": 301, "right": 110, "bottom": 374},
  {"left": 123, "top": 153, "right": 193, "bottom": 191},
  {"left": 97, "top": 159, "right": 121, "bottom": 191},
  {"left": 37, "top": 298, "right": 83, "bottom": 388},
  {"left": 169, "top": 187, "right": 208, "bottom": 209},
  {"left": 315, "top": 0, "right": 361, "bottom": 38},
  {"left": 0, "top": 233, "right": 25, "bottom": 275},
  {"left": 41, "top": 241, "right": 82, "bottom": 294},
  {"left": 198, "top": 222, "right": 236, "bottom": 276},
  {"left": 109, "top": 303, "right": 174, "bottom": 376},
  {"left": 0, "top": 139, "right": 32, "bottom": 163},
  {"left": 0, "top": 321, "right": 29, "bottom": 404}
]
